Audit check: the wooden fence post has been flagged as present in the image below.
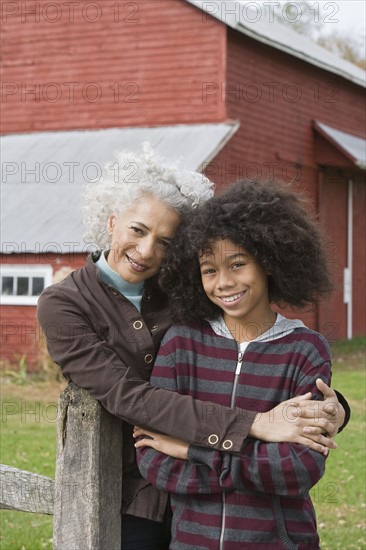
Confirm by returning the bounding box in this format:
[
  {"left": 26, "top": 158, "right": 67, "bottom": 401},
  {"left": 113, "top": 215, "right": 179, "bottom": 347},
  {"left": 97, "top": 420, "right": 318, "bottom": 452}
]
[{"left": 53, "top": 383, "right": 123, "bottom": 550}]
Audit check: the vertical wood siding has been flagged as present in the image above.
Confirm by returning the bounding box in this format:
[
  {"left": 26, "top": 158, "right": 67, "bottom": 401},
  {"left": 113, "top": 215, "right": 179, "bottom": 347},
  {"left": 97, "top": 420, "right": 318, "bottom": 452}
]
[{"left": 1, "top": 0, "right": 226, "bottom": 133}]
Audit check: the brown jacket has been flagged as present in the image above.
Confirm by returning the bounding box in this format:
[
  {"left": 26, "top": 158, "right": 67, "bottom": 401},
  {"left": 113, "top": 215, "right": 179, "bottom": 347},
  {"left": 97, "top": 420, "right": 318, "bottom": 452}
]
[{"left": 37, "top": 253, "right": 256, "bottom": 520}]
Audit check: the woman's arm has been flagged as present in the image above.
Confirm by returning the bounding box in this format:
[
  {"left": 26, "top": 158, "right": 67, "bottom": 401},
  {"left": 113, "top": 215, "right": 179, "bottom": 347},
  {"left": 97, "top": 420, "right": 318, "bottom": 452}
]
[
  {"left": 135, "top": 335, "right": 335, "bottom": 497},
  {"left": 135, "top": 366, "right": 330, "bottom": 497},
  {"left": 38, "top": 287, "right": 344, "bottom": 452}
]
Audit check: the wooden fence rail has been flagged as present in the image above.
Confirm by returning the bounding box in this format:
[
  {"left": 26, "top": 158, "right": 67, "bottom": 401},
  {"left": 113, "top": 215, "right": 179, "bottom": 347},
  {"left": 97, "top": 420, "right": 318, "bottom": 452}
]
[{"left": 1, "top": 384, "right": 123, "bottom": 550}]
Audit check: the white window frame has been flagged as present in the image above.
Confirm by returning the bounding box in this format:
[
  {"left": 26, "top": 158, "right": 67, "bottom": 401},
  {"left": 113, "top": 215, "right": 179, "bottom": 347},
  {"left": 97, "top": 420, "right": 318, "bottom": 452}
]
[{"left": 0, "top": 264, "right": 53, "bottom": 305}]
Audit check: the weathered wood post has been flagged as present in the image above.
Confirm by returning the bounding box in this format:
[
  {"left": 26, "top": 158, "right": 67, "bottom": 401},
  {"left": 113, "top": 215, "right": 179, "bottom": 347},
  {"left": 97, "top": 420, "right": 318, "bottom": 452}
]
[{"left": 53, "top": 383, "right": 123, "bottom": 550}]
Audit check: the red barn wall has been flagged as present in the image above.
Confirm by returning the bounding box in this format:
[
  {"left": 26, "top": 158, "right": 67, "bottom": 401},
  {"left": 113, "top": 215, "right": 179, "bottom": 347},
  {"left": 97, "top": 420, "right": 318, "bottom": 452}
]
[
  {"left": 1, "top": 0, "right": 227, "bottom": 133},
  {"left": 2, "top": 0, "right": 365, "bottom": 356},
  {"left": 317, "top": 171, "right": 348, "bottom": 340},
  {"left": 1, "top": 253, "right": 86, "bottom": 370},
  {"left": 352, "top": 177, "right": 366, "bottom": 336},
  {"left": 204, "top": 28, "right": 365, "bottom": 338}
]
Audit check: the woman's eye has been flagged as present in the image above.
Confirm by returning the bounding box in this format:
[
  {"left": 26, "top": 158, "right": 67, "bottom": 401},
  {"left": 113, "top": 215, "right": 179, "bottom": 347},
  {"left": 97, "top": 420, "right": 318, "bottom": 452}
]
[
  {"left": 158, "top": 240, "right": 170, "bottom": 248},
  {"left": 130, "top": 226, "right": 144, "bottom": 234}
]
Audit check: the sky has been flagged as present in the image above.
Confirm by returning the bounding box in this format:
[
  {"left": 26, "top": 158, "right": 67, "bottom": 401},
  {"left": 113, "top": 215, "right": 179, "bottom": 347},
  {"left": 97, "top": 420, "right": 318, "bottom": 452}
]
[
  {"left": 323, "top": 0, "right": 366, "bottom": 37},
  {"left": 238, "top": 1, "right": 366, "bottom": 52},
  {"left": 240, "top": 1, "right": 365, "bottom": 39}
]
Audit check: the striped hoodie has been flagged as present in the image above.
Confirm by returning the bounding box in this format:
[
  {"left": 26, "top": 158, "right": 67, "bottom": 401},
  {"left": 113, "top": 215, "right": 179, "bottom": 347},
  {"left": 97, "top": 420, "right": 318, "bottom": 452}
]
[{"left": 136, "top": 314, "right": 331, "bottom": 549}]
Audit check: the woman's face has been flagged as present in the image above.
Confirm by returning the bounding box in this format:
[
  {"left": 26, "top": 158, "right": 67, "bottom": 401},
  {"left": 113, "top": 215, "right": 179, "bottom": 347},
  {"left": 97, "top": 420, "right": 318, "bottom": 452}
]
[{"left": 107, "top": 196, "right": 181, "bottom": 284}]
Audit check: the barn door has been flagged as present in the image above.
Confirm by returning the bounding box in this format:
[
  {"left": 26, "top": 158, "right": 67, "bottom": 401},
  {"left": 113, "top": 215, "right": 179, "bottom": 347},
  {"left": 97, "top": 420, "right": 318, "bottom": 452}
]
[
  {"left": 318, "top": 170, "right": 348, "bottom": 341},
  {"left": 318, "top": 170, "right": 366, "bottom": 341}
]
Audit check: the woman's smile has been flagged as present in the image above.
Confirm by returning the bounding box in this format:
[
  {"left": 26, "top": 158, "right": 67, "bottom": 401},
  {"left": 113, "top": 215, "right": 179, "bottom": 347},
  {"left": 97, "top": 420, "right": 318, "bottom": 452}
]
[{"left": 125, "top": 253, "right": 149, "bottom": 272}]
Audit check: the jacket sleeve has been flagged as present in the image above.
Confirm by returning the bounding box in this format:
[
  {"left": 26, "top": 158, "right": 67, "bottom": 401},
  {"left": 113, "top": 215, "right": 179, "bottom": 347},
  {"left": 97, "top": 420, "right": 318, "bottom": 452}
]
[
  {"left": 37, "top": 286, "right": 255, "bottom": 452},
  {"left": 137, "top": 351, "right": 330, "bottom": 497},
  {"left": 137, "top": 438, "right": 325, "bottom": 497}
]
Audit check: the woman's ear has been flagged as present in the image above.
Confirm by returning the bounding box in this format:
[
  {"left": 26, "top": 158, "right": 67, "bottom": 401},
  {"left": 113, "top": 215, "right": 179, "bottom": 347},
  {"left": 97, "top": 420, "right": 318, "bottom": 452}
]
[{"left": 107, "top": 214, "right": 116, "bottom": 235}]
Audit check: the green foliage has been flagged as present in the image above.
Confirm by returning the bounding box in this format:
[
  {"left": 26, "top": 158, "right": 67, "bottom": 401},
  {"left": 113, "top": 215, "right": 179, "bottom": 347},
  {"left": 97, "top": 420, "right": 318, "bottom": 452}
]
[
  {"left": 3, "top": 355, "right": 28, "bottom": 385},
  {"left": 0, "top": 338, "right": 365, "bottom": 549}
]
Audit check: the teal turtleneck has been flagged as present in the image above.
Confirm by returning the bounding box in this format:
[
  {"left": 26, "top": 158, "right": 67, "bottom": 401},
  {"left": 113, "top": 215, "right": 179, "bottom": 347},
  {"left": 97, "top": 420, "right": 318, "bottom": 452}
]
[{"left": 96, "top": 251, "right": 144, "bottom": 312}]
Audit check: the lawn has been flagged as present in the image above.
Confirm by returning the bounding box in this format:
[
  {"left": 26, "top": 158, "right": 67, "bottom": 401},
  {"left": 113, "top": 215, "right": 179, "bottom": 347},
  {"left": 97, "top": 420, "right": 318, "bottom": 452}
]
[
  {"left": 0, "top": 380, "right": 63, "bottom": 550},
  {"left": 0, "top": 338, "right": 365, "bottom": 549}
]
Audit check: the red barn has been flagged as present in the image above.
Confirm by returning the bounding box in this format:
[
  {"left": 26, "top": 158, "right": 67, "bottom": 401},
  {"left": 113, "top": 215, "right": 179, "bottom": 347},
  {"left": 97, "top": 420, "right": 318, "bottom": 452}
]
[{"left": 1, "top": 0, "right": 365, "bottom": 369}]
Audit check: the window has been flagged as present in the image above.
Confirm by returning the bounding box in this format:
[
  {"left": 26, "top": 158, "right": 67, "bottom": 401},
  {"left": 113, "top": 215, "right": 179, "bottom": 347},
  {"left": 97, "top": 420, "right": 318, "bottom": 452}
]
[{"left": 0, "top": 265, "right": 53, "bottom": 305}]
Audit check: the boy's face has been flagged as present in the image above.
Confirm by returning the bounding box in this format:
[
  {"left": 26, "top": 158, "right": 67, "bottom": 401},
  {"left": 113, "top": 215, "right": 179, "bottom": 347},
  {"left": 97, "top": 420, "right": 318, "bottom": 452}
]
[{"left": 199, "top": 239, "right": 273, "bottom": 334}]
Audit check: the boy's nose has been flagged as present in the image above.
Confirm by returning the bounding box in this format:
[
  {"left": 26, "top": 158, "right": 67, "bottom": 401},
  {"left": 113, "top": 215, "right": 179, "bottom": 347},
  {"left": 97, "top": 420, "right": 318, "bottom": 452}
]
[{"left": 217, "top": 271, "right": 235, "bottom": 290}]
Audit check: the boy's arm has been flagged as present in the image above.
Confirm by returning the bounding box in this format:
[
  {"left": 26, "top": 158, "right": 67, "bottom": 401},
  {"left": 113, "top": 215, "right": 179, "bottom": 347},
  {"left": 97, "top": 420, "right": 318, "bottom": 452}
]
[
  {"left": 135, "top": 427, "right": 326, "bottom": 497},
  {"left": 136, "top": 354, "right": 331, "bottom": 497}
]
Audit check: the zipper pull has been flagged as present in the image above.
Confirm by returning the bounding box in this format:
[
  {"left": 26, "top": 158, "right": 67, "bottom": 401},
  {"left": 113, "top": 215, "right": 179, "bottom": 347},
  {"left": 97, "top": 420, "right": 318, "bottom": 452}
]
[{"left": 235, "top": 352, "right": 243, "bottom": 375}]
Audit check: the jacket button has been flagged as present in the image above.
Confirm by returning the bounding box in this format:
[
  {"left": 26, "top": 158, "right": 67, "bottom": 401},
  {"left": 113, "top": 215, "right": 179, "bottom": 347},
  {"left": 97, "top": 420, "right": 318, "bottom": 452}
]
[
  {"left": 143, "top": 291, "right": 151, "bottom": 301},
  {"left": 111, "top": 289, "right": 119, "bottom": 296},
  {"left": 150, "top": 325, "right": 158, "bottom": 331},
  {"left": 144, "top": 354, "right": 153, "bottom": 364},
  {"left": 133, "top": 320, "right": 143, "bottom": 330},
  {"left": 222, "top": 440, "right": 233, "bottom": 450},
  {"left": 208, "top": 434, "right": 219, "bottom": 445}
]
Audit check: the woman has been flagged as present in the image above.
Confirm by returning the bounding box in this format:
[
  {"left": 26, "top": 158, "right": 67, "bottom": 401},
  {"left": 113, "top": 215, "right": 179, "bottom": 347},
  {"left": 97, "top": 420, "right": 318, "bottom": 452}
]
[{"left": 37, "top": 145, "right": 347, "bottom": 550}]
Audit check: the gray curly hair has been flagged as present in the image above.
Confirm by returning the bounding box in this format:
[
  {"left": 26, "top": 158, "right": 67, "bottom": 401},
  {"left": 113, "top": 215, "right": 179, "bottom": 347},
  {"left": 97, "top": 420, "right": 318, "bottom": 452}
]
[{"left": 82, "top": 143, "right": 215, "bottom": 248}]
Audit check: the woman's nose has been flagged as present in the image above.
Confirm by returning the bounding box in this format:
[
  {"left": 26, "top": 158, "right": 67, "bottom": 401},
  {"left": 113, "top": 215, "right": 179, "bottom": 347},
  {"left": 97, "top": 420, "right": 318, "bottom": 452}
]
[{"left": 137, "top": 237, "right": 155, "bottom": 259}]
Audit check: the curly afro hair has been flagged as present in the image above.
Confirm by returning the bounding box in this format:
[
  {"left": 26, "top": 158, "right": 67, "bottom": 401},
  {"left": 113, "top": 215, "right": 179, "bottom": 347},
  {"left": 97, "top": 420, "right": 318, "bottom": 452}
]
[{"left": 160, "top": 179, "right": 334, "bottom": 323}]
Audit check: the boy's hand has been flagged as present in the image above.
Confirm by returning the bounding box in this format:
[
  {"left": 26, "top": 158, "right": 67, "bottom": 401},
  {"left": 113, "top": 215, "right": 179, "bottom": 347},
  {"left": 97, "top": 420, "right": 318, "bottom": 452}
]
[{"left": 134, "top": 427, "right": 189, "bottom": 460}]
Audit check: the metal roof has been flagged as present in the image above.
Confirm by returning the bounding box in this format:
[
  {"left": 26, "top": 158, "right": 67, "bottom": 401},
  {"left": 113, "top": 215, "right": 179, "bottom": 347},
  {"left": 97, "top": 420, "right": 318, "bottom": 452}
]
[
  {"left": 314, "top": 121, "right": 366, "bottom": 170},
  {"left": 186, "top": 0, "right": 366, "bottom": 88},
  {"left": 1, "top": 122, "right": 239, "bottom": 253}
]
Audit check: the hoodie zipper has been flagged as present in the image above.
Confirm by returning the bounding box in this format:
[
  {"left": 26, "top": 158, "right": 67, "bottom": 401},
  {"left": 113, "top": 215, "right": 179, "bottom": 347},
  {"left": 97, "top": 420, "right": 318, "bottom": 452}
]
[
  {"left": 231, "top": 351, "right": 243, "bottom": 408},
  {"left": 219, "top": 350, "right": 244, "bottom": 550}
]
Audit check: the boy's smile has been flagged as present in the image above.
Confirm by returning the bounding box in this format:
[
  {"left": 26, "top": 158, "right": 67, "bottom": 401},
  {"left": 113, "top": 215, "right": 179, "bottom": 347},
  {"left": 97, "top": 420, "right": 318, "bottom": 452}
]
[{"left": 199, "top": 238, "right": 276, "bottom": 340}]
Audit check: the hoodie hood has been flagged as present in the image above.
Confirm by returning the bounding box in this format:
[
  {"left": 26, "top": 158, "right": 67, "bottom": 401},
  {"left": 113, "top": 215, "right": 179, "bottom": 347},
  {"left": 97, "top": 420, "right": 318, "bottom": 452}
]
[{"left": 208, "top": 313, "right": 306, "bottom": 344}]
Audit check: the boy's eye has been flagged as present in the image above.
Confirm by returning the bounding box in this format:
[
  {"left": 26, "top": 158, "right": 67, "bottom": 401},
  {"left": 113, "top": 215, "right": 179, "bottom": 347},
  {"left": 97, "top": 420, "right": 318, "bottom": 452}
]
[
  {"left": 201, "top": 268, "right": 216, "bottom": 275},
  {"left": 232, "top": 262, "right": 245, "bottom": 269}
]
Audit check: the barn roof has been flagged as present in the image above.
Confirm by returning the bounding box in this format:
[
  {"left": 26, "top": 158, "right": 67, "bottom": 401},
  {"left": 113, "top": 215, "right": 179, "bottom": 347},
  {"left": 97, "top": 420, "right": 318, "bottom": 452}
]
[
  {"left": 186, "top": 0, "right": 366, "bottom": 88},
  {"left": 1, "top": 122, "right": 239, "bottom": 254},
  {"left": 314, "top": 121, "right": 366, "bottom": 169}
]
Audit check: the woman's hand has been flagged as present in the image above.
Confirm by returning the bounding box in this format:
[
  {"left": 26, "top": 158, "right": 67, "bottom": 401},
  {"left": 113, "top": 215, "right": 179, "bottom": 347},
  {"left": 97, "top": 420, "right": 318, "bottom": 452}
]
[
  {"left": 134, "top": 427, "right": 189, "bottom": 460},
  {"left": 249, "top": 379, "right": 343, "bottom": 455}
]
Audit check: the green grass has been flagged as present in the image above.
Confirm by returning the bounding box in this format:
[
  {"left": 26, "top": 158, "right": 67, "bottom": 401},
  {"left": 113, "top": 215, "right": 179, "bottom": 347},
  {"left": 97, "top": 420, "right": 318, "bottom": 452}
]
[
  {"left": 330, "top": 335, "right": 365, "bottom": 357},
  {"left": 0, "top": 340, "right": 365, "bottom": 549},
  {"left": 0, "top": 382, "right": 61, "bottom": 550},
  {"left": 311, "top": 361, "right": 366, "bottom": 550}
]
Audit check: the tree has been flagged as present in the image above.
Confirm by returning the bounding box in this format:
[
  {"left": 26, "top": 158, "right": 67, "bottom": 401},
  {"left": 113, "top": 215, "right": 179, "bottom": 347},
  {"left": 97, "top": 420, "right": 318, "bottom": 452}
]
[
  {"left": 260, "top": 0, "right": 365, "bottom": 70},
  {"left": 317, "top": 32, "right": 366, "bottom": 71}
]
